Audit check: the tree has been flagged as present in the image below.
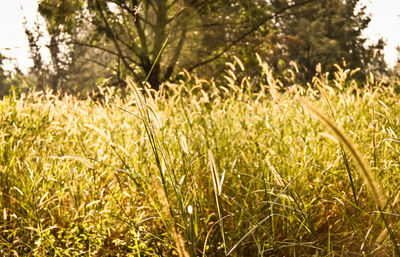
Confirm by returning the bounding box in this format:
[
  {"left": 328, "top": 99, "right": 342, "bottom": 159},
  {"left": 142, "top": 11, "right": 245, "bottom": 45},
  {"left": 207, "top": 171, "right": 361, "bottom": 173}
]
[
  {"left": 37, "top": 0, "right": 319, "bottom": 90},
  {"left": 0, "top": 53, "right": 10, "bottom": 96},
  {"left": 24, "top": 20, "right": 50, "bottom": 91},
  {"left": 267, "top": 0, "right": 386, "bottom": 82},
  {"left": 0, "top": 52, "right": 26, "bottom": 97},
  {"left": 23, "top": 8, "right": 111, "bottom": 94}
]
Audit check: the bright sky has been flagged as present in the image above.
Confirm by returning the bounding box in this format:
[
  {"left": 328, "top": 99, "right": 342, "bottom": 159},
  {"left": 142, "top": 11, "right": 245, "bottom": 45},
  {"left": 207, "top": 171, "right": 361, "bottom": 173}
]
[
  {"left": 361, "top": 0, "right": 400, "bottom": 67},
  {"left": 0, "top": 0, "right": 399, "bottom": 73},
  {"left": 0, "top": 0, "right": 47, "bottom": 72}
]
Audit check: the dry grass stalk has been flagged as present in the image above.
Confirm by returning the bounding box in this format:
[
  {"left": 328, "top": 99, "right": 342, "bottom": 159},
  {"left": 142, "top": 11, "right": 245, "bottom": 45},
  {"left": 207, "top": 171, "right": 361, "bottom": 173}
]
[{"left": 153, "top": 177, "right": 190, "bottom": 257}]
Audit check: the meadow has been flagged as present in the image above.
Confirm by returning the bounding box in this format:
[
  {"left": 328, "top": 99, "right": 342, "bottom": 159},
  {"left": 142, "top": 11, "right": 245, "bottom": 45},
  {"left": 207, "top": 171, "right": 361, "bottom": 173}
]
[{"left": 1, "top": 58, "right": 400, "bottom": 256}]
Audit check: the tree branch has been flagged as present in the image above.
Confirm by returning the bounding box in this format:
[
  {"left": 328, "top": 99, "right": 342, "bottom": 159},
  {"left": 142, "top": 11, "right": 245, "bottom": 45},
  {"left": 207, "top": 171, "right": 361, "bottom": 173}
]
[
  {"left": 72, "top": 40, "right": 140, "bottom": 65},
  {"left": 108, "top": 0, "right": 136, "bottom": 15},
  {"left": 169, "top": 0, "right": 219, "bottom": 23},
  {"left": 95, "top": 0, "right": 136, "bottom": 76},
  {"left": 164, "top": 22, "right": 188, "bottom": 80},
  {"left": 134, "top": 16, "right": 149, "bottom": 55}
]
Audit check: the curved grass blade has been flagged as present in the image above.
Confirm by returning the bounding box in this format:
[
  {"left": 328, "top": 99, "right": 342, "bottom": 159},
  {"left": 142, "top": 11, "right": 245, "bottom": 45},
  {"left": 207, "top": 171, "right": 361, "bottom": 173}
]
[
  {"left": 300, "top": 100, "right": 400, "bottom": 256},
  {"left": 300, "top": 100, "right": 384, "bottom": 208}
]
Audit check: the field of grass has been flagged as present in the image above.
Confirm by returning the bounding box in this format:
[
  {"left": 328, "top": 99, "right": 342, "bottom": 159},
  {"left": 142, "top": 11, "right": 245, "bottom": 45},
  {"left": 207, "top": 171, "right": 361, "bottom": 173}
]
[{"left": 1, "top": 60, "right": 400, "bottom": 256}]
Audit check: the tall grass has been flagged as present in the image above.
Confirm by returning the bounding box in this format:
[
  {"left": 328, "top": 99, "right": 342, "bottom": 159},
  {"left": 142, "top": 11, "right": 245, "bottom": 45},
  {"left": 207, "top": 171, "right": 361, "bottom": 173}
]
[{"left": 1, "top": 59, "right": 400, "bottom": 256}]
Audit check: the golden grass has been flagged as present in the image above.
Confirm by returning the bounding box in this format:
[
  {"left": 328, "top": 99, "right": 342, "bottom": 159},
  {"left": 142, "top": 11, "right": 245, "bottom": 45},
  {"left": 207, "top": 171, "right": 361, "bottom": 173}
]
[{"left": 1, "top": 60, "right": 400, "bottom": 256}]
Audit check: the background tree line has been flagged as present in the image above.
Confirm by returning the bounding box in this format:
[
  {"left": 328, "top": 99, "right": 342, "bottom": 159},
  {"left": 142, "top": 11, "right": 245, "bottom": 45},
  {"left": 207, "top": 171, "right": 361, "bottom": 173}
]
[{"left": 0, "top": 0, "right": 396, "bottom": 96}]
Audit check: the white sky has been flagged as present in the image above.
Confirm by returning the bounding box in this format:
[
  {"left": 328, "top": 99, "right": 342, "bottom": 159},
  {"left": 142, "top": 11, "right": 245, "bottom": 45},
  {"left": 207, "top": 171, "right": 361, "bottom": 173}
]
[
  {"left": 0, "top": 0, "right": 47, "bottom": 72},
  {"left": 0, "top": 0, "right": 399, "bottom": 73},
  {"left": 361, "top": 0, "right": 400, "bottom": 67}
]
